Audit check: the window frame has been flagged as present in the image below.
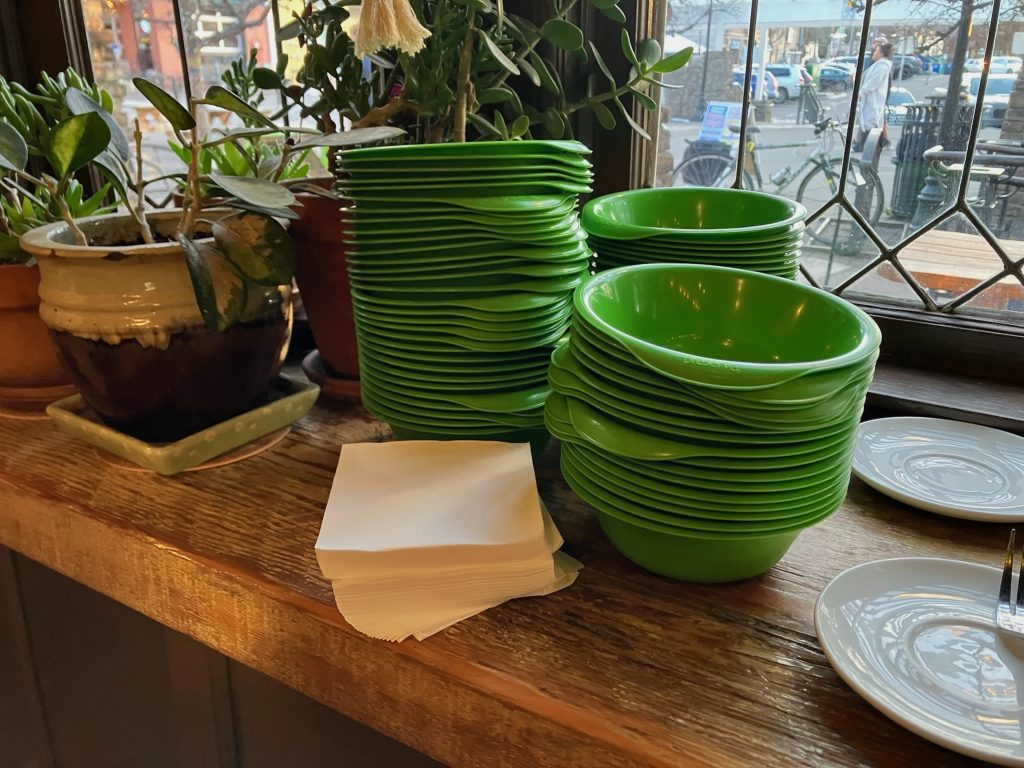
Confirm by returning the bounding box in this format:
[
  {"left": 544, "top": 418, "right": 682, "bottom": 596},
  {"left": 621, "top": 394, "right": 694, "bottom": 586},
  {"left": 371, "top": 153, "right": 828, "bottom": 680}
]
[{"left": 8, "top": 0, "right": 1022, "bottom": 400}]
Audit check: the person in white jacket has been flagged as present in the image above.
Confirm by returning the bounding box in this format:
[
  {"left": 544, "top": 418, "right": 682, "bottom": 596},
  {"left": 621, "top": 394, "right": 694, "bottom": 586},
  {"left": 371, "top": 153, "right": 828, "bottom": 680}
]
[{"left": 854, "top": 41, "right": 894, "bottom": 151}]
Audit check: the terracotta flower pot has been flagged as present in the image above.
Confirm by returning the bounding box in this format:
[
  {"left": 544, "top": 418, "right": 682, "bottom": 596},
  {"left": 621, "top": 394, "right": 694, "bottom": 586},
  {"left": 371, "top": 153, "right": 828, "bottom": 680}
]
[
  {"left": 0, "top": 262, "right": 70, "bottom": 398},
  {"left": 289, "top": 191, "right": 359, "bottom": 380},
  {"left": 20, "top": 211, "right": 293, "bottom": 442}
]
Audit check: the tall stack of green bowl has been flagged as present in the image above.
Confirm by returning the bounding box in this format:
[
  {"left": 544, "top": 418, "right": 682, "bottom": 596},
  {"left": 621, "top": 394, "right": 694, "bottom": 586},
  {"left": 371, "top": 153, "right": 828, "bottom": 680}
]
[
  {"left": 338, "top": 141, "right": 594, "bottom": 444},
  {"left": 583, "top": 188, "right": 806, "bottom": 278},
  {"left": 545, "top": 264, "right": 881, "bottom": 582}
]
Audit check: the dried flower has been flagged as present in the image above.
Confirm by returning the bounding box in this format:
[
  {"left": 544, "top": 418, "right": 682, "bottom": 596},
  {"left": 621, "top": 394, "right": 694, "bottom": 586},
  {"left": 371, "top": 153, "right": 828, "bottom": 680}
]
[{"left": 345, "top": 0, "right": 431, "bottom": 59}]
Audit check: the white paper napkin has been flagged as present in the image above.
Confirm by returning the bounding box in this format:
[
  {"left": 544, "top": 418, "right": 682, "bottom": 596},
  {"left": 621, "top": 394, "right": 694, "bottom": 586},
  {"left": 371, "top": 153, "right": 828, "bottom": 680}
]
[{"left": 315, "top": 440, "right": 581, "bottom": 642}]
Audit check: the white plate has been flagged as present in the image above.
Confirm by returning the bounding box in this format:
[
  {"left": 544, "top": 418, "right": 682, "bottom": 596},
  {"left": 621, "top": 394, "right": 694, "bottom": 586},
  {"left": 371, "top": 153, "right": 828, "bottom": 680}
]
[
  {"left": 816, "top": 557, "right": 1024, "bottom": 766},
  {"left": 851, "top": 417, "right": 1024, "bottom": 522}
]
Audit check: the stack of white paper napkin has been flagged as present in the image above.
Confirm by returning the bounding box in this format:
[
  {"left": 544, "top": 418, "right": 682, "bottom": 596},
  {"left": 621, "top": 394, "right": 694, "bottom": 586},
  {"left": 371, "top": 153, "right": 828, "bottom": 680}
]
[{"left": 315, "top": 440, "right": 581, "bottom": 641}]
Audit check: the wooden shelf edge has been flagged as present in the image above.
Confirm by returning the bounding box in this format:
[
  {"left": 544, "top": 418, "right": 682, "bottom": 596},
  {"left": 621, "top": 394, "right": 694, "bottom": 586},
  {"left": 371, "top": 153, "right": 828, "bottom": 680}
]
[{"left": 0, "top": 477, "right": 717, "bottom": 768}]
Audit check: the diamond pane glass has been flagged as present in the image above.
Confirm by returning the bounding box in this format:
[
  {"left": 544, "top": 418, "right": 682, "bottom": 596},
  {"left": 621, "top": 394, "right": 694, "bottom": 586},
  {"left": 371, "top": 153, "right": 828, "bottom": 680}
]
[{"left": 801, "top": 202, "right": 881, "bottom": 289}]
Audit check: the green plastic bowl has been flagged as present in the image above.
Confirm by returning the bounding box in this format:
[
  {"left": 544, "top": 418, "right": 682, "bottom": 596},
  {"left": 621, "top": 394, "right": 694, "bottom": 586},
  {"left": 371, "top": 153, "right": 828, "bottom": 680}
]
[
  {"left": 594, "top": 506, "right": 804, "bottom": 582},
  {"left": 575, "top": 264, "right": 881, "bottom": 390},
  {"left": 582, "top": 187, "right": 806, "bottom": 241}
]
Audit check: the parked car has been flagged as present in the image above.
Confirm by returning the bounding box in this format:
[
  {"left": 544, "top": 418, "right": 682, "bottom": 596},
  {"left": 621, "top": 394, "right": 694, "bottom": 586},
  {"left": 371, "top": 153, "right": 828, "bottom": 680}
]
[
  {"left": 892, "top": 54, "right": 922, "bottom": 78},
  {"left": 765, "top": 63, "right": 812, "bottom": 101},
  {"left": 731, "top": 68, "right": 779, "bottom": 100},
  {"left": 828, "top": 55, "right": 871, "bottom": 70},
  {"left": 885, "top": 87, "right": 916, "bottom": 125},
  {"left": 966, "top": 56, "right": 1023, "bottom": 73},
  {"left": 818, "top": 65, "right": 856, "bottom": 91},
  {"left": 961, "top": 72, "right": 1017, "bottom": 127}
]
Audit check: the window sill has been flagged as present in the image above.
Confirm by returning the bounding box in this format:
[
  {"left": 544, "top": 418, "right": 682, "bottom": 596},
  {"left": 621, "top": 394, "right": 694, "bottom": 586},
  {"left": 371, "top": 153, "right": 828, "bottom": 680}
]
[{"left": 866, "top": 360, "right": 1024, "bottom": 433}]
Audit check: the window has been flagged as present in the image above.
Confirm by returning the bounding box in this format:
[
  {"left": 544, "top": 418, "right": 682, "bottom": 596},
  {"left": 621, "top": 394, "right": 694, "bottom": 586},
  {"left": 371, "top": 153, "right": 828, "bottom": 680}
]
[{"left": 653, "top": 0, "right": 1024, "bottom": 340}]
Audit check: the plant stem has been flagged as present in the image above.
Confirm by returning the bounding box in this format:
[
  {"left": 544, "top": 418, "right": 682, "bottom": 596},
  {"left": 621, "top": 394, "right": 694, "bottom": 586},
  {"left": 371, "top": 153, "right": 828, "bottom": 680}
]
[
  {"left": 133, "top": 119, "right": 155, "bottom": 245},
  {"left": 452, "top": 9, "right": 478, "bottom": 143},
  {"left": 181, "top": 121, "right": 203, "bottom": 239},
  {"left": 43, "top": 177, "right": 88, "bottom": 246}
]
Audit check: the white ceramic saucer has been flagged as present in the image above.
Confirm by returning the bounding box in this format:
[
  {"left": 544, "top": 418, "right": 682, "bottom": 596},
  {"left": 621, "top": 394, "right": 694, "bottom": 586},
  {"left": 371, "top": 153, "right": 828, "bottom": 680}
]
[
  {"left": 852, "top": 417, "right": 1024, "bottom": 522},
  {"left": 816, "top": 557, "right": 1024, "bottom": 766}
]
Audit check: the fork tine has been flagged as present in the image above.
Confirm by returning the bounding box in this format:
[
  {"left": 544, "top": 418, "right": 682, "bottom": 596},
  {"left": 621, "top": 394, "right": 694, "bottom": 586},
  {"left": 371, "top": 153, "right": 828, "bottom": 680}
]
[
  {"left": 1015, "top": 531, "right": 1024, "bottom": 616},
  {"left": 1000, "top": 529, "right": 1016, "bottom": 612}
]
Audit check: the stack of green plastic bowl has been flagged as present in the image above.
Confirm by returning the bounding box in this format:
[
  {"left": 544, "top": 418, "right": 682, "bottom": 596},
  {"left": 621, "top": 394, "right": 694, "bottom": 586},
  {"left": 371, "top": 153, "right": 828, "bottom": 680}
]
[
  {"left": 338, "top": 140, "right": 594, "bottom": 443},
  {"left": 583, "top": 188, "right": 806, "bottom": 278},
  {"left": 545, "top": 264, "right": 881, "bottom": 582}
]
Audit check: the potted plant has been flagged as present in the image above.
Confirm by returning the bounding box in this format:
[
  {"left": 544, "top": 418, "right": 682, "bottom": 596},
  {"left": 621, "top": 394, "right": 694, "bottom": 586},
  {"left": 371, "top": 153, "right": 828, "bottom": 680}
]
[
  {"left": 0, "top": 69, "right": 117, "bottom": 408},
  {"left": 9, "top": 78, "right": 351, "bottom": 441}
]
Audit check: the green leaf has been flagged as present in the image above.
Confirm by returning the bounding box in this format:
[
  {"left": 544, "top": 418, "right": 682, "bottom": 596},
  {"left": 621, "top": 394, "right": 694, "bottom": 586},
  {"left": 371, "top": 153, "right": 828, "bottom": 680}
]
[
  {"left": 493, "top": 110, "right": 508, "bottom": 139},
  {"left": 225, "top": 199, "right": 300, "bottom": 221},
  {"left": 253, "top": 67, "right": 283, "bottom": 89},
  {"left": 213, "top": 212, "right": 294, "bottom": 285},
  {"left": 646, "top": 76, "right": 687, "bottom": 90},
  {"left": 620, "top": 30, "right": 640, "bottom": 68},
  {"left": 92, "top": 149, "right": 130, "bottom": 202},
  {"left": 204, "top": 127, "right": 281, "bottom": 148},
  {"left": 639, "top": 39, "right": 662, "bottom": 68},
  {"left": 541, "top": 19, "right": 584, "bottom": 51},
  {"left": 542, "top": 108, "right": 565, "bottom": 139},
  {"left": 613, "top": 95, "right": 650, "bottom": 140},
  {"left": 476, "top": 30, "right": 520, "bottom": 76},
  {"left": 478, "top": 87, "right": 516, "bottom": 105},
  {"left": 277, "top": 20, "right": 301, "bottom": 40},
  {"left": 589, "top": 42, "right": 616, "bottom": 87},
  {"left": 631, "top": 88, "right": 658, "bottom": 111},
  {"left": 529, "top": 52, "right": 563, "bottom": 97},
  {"left": 652, "top": 47, "right": 694, "bottom": 74},
  {"left": 209, "top": 173, "right": 296, "bottom": 209},
  {"left": 132, "top": 77, "right": 195, "bottom": 131},
  {"left": 599, "top": 4, "right": 626, "bottom": 23},
  {"left": 510, "top": 114, "right": 530, "bottom": 138},
  {"left": 179, "top": 235, "right": 247, "bottom": 332},
  {"left": 290, "top": 126, "right": 405, "bottom": 149},
  {"left": 46, "top": 112, "right": 110, "bottom": 178},
  {"left": 65, "top": 87, "right": 129, "bottom": 161},
  {"left": 204, "top": 85, "right": 276, "bottom": 129},
  {"left": 517, "top": 58, "right": 542, "bottom": 88},
  {"left": 0, "top": 121, "right": 28, "bottom": 171},
  {"left": 590, "top": 0, "right": 619, "bottom": 7},
  {"left": 466, "top": 113, "right": 501, "bottom": 139},
  {"left": 592, "top": 101, "right": 616, "bottom": 130}
]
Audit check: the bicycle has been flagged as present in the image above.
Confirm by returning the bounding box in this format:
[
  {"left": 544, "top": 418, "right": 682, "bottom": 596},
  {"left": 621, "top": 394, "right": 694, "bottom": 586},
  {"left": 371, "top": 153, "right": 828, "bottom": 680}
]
[{"left": 672, "top": 118, "right": 884, "bottom": 247}]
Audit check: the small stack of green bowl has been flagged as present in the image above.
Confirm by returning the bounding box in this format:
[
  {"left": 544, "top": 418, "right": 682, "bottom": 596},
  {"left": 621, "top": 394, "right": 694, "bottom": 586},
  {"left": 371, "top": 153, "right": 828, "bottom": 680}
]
[
  {"left": 583, "top": 188, "right": 806, "bottom": 278},
  {"left": 338, "top": 140, "right": 594, "bottom": 443},
  {"left": 546, "top": 264, "right": 881, "bottom": 582}
]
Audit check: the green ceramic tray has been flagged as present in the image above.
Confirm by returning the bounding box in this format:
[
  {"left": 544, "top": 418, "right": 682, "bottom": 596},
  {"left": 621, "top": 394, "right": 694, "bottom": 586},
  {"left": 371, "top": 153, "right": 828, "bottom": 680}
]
[{"left": 47, "top": 375, "right": 320, "bottom": 476}]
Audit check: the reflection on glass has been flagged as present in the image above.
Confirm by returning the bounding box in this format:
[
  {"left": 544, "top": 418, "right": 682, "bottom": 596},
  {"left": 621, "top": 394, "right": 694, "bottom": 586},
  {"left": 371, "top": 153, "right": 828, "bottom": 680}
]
[
  {"left": 78, "top": 0, "right": 284, "bottom": 201},
  {"left": 653, "top": 0, "right": 1024, "bottom": 323}
]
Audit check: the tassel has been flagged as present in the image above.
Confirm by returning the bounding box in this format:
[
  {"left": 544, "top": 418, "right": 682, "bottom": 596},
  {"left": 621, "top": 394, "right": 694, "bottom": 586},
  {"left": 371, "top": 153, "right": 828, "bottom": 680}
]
[{"left": 348, "top": 0, "right": 431, "bottom": 58}]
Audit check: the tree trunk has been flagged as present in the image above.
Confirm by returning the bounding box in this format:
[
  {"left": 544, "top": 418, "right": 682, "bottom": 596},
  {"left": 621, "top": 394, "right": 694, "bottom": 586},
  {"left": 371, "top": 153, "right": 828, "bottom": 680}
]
[{"left": 937, "top": 0, "right": 973, "bottom": 150}]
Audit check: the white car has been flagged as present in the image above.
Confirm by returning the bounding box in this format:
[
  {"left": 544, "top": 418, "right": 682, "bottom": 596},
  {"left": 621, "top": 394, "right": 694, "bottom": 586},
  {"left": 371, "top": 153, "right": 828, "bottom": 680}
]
[
  {"left": 965, "top": 56, "right": 1022, "bottom": 73},
  {"left": 885, "top": 87, "right": 916, "bottom": 125}
]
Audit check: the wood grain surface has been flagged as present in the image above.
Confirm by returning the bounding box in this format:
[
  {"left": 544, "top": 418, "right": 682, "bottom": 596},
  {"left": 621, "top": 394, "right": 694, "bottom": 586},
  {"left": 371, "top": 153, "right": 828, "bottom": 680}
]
[{"left": 0, "top": 399, "right": 1004, "bottom": 767}]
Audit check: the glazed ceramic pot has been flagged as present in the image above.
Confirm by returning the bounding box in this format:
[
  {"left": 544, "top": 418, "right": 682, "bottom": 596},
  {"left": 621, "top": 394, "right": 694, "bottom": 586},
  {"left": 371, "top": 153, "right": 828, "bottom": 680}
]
[
  {"left": 0, "top": 261, "right": 70, "bottom": 396},
  {"left": 20, "top": 211, "right": 293, "bottom": 442},
  {"left": 290, "top": 190, "right": 359, "bottom": 380}
]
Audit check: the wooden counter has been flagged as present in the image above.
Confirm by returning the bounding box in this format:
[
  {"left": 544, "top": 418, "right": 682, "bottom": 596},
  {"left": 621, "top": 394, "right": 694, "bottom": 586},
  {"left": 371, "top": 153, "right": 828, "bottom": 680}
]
[{"left": 0, "top": 401, "right": 1002, "bottom": 767}]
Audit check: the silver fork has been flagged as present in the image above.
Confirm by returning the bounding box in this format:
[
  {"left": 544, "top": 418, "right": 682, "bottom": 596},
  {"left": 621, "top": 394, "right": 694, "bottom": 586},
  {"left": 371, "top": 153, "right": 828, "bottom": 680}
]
[{"left": 997, "top": 529, "right": 1024, "bottom": 638}]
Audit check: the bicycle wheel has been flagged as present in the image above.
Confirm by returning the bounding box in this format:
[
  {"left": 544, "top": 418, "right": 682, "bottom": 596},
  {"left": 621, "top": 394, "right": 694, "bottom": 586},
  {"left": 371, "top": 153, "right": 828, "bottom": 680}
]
[
  {"left": 796, "top": 160, "right": 884, "bottom": 246},
  {"left": 673, "top": 155, "right": 734, "bottom": 188}
]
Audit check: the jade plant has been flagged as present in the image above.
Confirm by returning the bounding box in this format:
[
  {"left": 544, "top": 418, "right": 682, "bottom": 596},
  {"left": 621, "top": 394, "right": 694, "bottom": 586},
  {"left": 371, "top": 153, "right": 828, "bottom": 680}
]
[
  {"left": 260, "top": 0, "right": 692, "bottom": 143},
  {"left": 0, "top": 69, "right": 117, "bottom": 263}
]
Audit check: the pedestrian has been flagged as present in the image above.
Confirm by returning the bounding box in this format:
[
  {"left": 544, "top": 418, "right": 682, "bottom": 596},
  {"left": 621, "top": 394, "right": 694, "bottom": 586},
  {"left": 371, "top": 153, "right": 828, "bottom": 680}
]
[{"left": 854, "top": 40, "right": 894, "bottom": 152}]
